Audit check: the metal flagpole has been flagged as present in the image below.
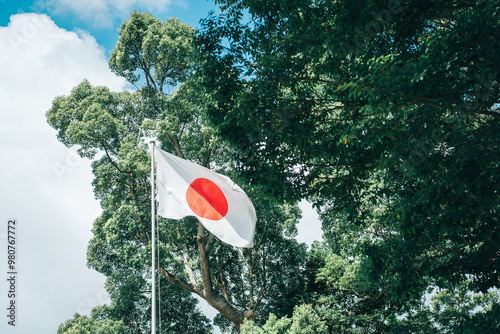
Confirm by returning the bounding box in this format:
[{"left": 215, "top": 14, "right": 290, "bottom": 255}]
[{"left": 150, "top": 140, "right": 156, "bottom": 334}]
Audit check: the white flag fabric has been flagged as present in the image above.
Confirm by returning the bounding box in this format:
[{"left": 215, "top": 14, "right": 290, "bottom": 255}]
[{"left": 155, "top": 147, "right": 256, "bottom": 248}]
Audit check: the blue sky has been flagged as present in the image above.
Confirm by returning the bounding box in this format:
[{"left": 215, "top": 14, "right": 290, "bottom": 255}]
[
  {"left": 1, "top": 0, "right": 217, "bottom": 54},
  {"left": 0, "top": 1, "right": 321, "bottom": 333}
]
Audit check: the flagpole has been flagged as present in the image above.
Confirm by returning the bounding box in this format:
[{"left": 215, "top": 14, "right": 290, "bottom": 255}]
[{"left": 150, "top": 140, "right": 156, "bottom": 334}]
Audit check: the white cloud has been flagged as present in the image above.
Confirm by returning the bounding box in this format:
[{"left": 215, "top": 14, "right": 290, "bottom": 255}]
[
  {"left": 0, "top": 13, "right": 126, "bottom": 333},
  {"left": 297, "top": 200, "right": 323, "bottom": 247},
  {"left": 35, "top": 0, "right": 188, "bottom": 27}
]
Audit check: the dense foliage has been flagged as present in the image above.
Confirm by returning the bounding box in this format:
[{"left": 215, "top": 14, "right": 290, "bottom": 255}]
[
  {"left": 57, "top": 313, "right": 127, "bottom": 334},
  {"left": 198, "top": 0, "right": 500, "bottom": 332}
]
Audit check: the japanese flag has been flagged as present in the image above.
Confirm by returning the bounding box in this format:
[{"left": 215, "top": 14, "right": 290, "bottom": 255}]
[{"left": 155, "top": 147, "right": 256, "bottom": 248}]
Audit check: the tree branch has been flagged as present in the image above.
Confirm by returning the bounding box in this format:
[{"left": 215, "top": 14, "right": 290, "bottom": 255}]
[
  {"left": 196, "top": 222, "right": 247, "bottom": 330},
  {"left": 197, "top": 223, "right": 213, "bottom": 299},
  {"left": 158, "top": 265, "right": 199, "bottom": 294},
  {"left": 168, "top": 135, "right": 185, "bottom": 159},
  {"left": 101, "top": 141, "right": 131, "bottom": 175},
  {"left": 293, "top": 77, "right": 342, "bottom": 86},
  {"left": 183, "top": 245, "right": 199, "bottom": 290}
]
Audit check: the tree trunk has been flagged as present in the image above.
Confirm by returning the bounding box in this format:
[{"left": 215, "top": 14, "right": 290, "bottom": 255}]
[
  {"left": 196, "top": 222, "right": 246, "bottom": 330},
  {"left": 156, "top": 222, "right": 252, "bottom": 331}
]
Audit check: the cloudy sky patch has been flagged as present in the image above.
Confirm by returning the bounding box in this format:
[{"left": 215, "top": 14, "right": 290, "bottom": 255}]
[
  {"left": 0, "top": 13, "right": 126, "bottom": 333},
  {"left": 34, "top": 0, "right": 188, "bottom": 27}
]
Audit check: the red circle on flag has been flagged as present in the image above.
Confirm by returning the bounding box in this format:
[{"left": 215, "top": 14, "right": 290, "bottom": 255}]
[{"left": 186, "top": 178, "right": 228, "bottom": 220}]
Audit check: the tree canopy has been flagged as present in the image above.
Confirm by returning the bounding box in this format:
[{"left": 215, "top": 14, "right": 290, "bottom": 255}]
[
  {"left": 198, "top": 0, "right": 500, "bottom": 332},
  {"left": 57, "top": 313, "right": 127, "bottom": 334}
]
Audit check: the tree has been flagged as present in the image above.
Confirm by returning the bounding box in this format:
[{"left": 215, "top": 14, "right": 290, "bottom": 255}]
[
  {"left": 387, "top": 281, "right": 500, "bottom": 333},
  {"left": 49, "top": 79, "right": 213, "bottom": 334},
  {"left": 47, "top": 11, "right": 308, "bottom": 333},
  {"left": 198, "top": 0, "right": 500, "bottom": 331},
  {"left": 57, "top": 313, "right": 127, "bottom": 334},
  {"left": 240, "top": 304, "right": 328, "bottom": 334},
  {"left": 426, "top": 283, "right": 500, "bottom": 333}
]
